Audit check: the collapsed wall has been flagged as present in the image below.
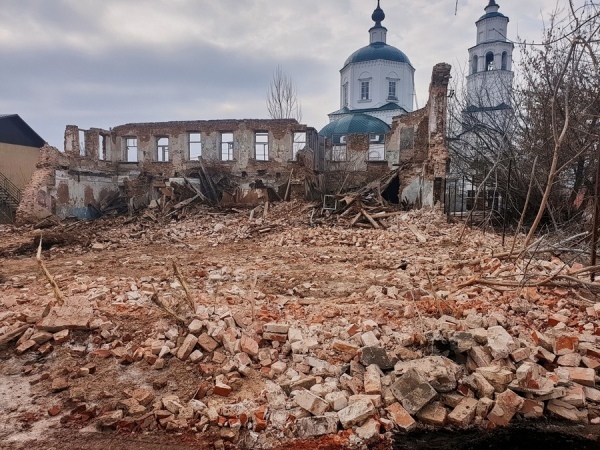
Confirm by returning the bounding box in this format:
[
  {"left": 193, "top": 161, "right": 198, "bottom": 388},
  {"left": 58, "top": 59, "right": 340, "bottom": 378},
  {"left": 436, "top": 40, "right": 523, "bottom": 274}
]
[{"left": 16, "top": 144, "right": 120, "bottom": 223}]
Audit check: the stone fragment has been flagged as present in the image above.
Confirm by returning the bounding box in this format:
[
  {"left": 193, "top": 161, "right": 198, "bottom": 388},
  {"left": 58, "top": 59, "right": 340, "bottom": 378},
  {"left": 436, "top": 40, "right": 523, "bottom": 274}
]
[
  {"left": 240, "top": 335, "right": 259, "bottom": 357},
  {"left": 562, "top": 384, "right": 586, "bottom": 407},
  {"left": 263, "top": 332, "right": 287, "bottom": 342},
  {"left": 519, "top": 399, "right": 544, "bottom": 418},
  {"left": 360, "top": 331, "right": 379, "bottom": 347},
  {"left": 295, "top": 389, "right": 330, "bottom": 416},
  {"left": 394, "top": 356, "right": 461, "bottom": 392},
  {"left": 582, "top": 356, "right": 600, "bottom": 371},
  {"left": 450, "top": 332, "right": 475, "bottom": 353},
  {"left": 295, "top": 416, "right": 339, "bottom": 438},
  {"left": 263, "top": 323, "right": 290, "bottom": 334},
  {"left": 389, "top": 368, "right": 437, "bottom": 415},
  {"left": 325, "top": 391, "right": 348, "bottom": 411},
  {"left": 15, "top": 339, "right": 37, "bottom": 354},
  {"left": 510, "top": 347, "right": 531, "bottom": 363},
  {"left": 447, "top": 397, "right": 478, "bottom": 427},
  {"left": 188, "top": 319, "right": 203, "bottom": 335},
  {"left": 30, "top": 331, "right": 53, "bottom": 345},
  {"left": 189, "top": 350, "right": 204, "bottom": 363},
  {"left": 583, "top": 386, "right": 600, "bottom": 403},
  {"left": 333, "top": 340, "right": 360, "bottom": 354},
  {"left": 131, "top": 388, "right": 154, "bottom": 406},
  {"left": 162, "top": 395, "right": 183, "bottom": 414},
  {"left": 486, "top": 326, "right": 518, "bottom": 360},
  {"left": 51, "top": 377, "right": 69, "bottom": 392},
  {"left": 340, "top": 374, "right": 363, "bottom": 395},
  {"left": 476, "top": 397, "right": 494, "bottom": 419},
  {"left": 553, "top": 335, "right": 579, "bottom": 356},
  {"left": 416, "top": 402, "right": 447, "bottom": 426},
  {"left": 364, "top": 364, "right": 382, "bottom": 395},
  {"left": 214, "top": 377, "right": 233, "bottom": 397},
  {"left": 476, "top": 366, "right": 514, "bottom": 392},
  {"left": 96, "top": 410, "right": 123, "bottom": 429},
  {"left": 534, "top": 346, "right": 556, "bottom": 364},
  {"left": 290, "top": 376, "right": 318, "bottom": 392},
  {"left": 564, "top": 367, "right": 596, "bottom": 387},
  {"left": 53, "top": 329, "right": 70, "bottom": 344},
  {"left": 360, "top": 346, "right": 393, "bottom": 370},
  {"left": 487, "top": 390, "right": 524, "bottom": 426},
  {"left": 177, "top": 334, "right": 198, "bottom": 360},
  {"left": 386, "top": 402, "right": 416, "bottom": 431},
  {"left": 548, "top": 313, "right": 569, "bottom": 327},
  {"left": 468, "top": 346, "right": 493, "bottom": 368},
  {"left": 355, "top": 418, "right": 380, "bottom": 440},
  {"left": 557, "top": 353, "right": 581, "bottom": 367},
  {"left": 547, "top": 399, "right": 588, "bottom": 422},
  {"left": 349, "top": 394, "right": 382, "bottom": 408},
  {"left": 532, "top": 330, "right": 554, "bottom": 351},
  {"left": 337, "top": 399, "right": 376, "bottom": 429},
  {"left": 288, "top": 327, "right": 303, "bottom": 343},
  {"left": 197, "top": 333, "right": 218, "bottom": 352},
  {"left": 38, "top": 305, "right": 93, "bottom": 332}
]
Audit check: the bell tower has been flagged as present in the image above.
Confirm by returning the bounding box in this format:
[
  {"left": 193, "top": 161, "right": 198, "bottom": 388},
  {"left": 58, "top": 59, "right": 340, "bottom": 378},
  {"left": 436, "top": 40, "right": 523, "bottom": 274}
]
[{"left": 466, "top": 0, "right": 514, "bottom": 110}]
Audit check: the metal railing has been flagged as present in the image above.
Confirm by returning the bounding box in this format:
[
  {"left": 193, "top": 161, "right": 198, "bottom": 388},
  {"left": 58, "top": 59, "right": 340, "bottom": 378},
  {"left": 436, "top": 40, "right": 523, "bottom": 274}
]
[{"left": 0, "top": 170, "right": 21, "bottom": 205}]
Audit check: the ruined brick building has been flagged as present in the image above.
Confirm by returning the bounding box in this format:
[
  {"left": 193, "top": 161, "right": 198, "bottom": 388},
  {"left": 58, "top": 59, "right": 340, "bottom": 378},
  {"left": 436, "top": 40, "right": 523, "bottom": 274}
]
[{"left": 15, "top": 1, "right": 452, "bottom": 223}]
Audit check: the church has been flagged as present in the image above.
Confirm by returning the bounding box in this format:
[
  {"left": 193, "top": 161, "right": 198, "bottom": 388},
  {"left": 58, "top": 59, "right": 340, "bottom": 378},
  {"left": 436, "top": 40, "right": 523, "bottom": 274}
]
[{"left": 319, "top": 0, "right": 415, "bottom": 162}]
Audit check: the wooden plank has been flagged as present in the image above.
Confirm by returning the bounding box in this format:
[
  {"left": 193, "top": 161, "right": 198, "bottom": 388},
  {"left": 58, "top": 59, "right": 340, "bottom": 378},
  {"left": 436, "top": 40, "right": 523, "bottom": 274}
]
[
  {"left": 400, "top": 219, "right": 427, "bottom": 243},
  {"left": 361, "top": 209, "right": 381, "bottom": 229}
]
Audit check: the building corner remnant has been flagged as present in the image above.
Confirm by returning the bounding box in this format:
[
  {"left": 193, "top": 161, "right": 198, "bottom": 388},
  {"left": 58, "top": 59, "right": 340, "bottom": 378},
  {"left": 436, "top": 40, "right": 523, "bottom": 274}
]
[{"left": 386, "top": 63, "right": 451, "bottom": 208}]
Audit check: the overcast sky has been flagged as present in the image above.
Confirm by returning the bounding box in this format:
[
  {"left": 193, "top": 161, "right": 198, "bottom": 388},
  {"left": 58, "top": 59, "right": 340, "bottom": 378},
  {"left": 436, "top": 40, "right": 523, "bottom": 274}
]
[{"left": 0, "top": 0, "right": 566, "bottom": 148}]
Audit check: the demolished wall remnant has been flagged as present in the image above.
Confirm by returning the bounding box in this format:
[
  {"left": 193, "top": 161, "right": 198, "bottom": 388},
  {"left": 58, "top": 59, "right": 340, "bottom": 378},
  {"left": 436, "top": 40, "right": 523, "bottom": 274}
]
[
  {"left": 19, "top": 120, "right": 320, "bottom": 222},
  {"left": 386, "top": 63, "right": 451, "bottom": 207}
]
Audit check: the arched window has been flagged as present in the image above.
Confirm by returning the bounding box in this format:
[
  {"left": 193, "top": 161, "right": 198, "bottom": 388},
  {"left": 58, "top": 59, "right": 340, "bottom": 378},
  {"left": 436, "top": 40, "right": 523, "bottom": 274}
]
[
  {"left": 472, "top": 55, "right": 478, "bottom": 74},
  {"left": 501, "top": 51, "right": 508, "bottom": 70},
  {"left": 486, "top": 52, "right": 495, "bottom": 71}
]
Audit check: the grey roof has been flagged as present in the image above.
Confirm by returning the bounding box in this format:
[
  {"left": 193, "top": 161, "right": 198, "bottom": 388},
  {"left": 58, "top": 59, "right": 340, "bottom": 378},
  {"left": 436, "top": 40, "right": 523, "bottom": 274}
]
[
  {"left": 344, "top": 42, "right": 411, "bottom": 68},
  {"left": 477, "top": 11, "right": 507, "bottom": 22},
  {"left": 319, "top": 113, "right": 390, "bottom": 139},
  {"left": 329, "top": 102, "right": 407, "bottom": 117},
  {"left": 0, "top": 114, "right": 45, "bottom": 147}
]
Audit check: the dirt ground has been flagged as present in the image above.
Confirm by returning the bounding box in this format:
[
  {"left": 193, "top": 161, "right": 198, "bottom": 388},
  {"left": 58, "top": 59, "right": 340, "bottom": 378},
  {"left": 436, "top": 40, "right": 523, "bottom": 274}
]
[{"left": 0, "top": 201, "right": 599, "bottom": 449}]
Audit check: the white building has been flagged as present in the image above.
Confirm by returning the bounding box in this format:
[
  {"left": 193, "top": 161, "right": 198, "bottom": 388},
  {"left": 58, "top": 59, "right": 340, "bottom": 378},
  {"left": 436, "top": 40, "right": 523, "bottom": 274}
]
[
  {"left": 320, "top": 0, "right": 415, "bottom": 150},
  {"left": 466, "top": 0, "right": 514, "bottom": 114}
]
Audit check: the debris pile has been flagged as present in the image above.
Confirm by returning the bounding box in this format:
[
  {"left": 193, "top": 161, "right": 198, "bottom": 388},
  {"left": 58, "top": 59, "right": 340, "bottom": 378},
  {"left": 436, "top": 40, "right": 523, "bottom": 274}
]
[{"left": 0, "top": 205, "right": 599, "bottom": 449}]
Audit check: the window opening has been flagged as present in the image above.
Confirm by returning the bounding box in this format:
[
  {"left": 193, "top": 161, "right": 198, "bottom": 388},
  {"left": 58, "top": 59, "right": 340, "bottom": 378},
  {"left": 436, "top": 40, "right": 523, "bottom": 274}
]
[
  {"left": 292, "top": 132, "right": 306, "bottom": 160},
  {"left": 255, "top": 132, "right": 269, "bottom": 161},
  {"left": 472, "top": 55, "right": 478, "bottom": 74},
  {"left": 361, "top": 81, "right": 370, "bottom": 100},
  {"left": 126, "top": 137, "right": 138, "bottom": 162},
  {"left": 388, "top": 81, "right": 397, "bottom": 100},
  {"left": 189, "top": 132, "right": 202, "bottom": 160},
  {"left": 99, "top": 135, "right": 106, "bottom": 161},
  {"left": 221, "top": 132, "right": 234, "bottom": 161},
  {"left": 79, "top": 130, "right": 86, "bottom": 156},
  {"left": 486, "top": 52, "right": 495, "bottom": 71},
  {"left": 343, "top": 83, "right": 349, "bottom": 107},
  {"left": 332, "top": 134, "right": 347, "bottom": 161},
  {"left": 157, "top": 137, "right": 169, "bottom": 162},
  {"left": 501, "top": 51, "right": 508, "bottom": 70}
]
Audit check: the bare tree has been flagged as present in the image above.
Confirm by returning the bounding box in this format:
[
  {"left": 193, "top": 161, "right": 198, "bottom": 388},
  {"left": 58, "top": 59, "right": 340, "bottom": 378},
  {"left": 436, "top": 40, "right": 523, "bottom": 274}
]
[{"left": 266, "top": 65, "right": 302, "bottom": 122}]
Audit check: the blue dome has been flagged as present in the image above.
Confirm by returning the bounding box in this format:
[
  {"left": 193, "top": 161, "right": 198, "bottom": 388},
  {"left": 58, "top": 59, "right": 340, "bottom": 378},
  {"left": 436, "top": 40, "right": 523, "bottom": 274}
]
[
  {"left": 319, "top": 113, "right": 390, "bottom": 141},
  {"left": 344, "top": 42, "right": 411, "bottom": 67}
]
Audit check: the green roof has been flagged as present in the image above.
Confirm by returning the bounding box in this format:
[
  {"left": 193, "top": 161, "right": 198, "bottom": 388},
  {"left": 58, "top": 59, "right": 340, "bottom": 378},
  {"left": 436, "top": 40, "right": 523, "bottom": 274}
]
[
  {"left": 319, "top": 113, "right": 390, "bottom": 139},
  {"left": 344, "top": 42, "right": 412, "bottom": 68}
]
